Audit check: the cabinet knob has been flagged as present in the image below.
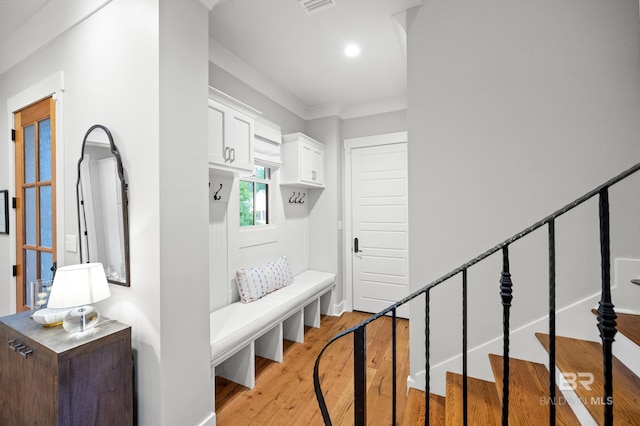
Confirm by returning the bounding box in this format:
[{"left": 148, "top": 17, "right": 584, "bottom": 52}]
[{"left": 230, "top": 148, "right": 235, "bottom": 163}]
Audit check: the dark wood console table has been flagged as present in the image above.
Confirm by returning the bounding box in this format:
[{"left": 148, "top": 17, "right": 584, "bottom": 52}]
[{"left": 0, "top": 310, "right": 133, "bottom": 425}]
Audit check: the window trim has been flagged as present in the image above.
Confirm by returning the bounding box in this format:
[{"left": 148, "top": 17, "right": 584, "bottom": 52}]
[
  {"left": 238, "top": 163, "right": 278, "bottom": 248},
  {"left": 239, "top": 164, "right": 272, "bottom": 228}
]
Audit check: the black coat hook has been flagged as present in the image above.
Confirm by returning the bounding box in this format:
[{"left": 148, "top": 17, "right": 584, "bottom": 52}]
[
  {"left": 288, "top": 191, "right": 306, "bottom": 204},
  {"left": 213, "top": 183, "right": 222, "bottom": 201}
]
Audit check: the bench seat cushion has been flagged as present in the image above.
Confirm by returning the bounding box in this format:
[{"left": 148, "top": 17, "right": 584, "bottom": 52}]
[{"left": 210, "top": 269, "right": 335, "bottom": 365}]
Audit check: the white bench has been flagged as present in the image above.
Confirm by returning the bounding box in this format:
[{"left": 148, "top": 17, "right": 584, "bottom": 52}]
[{"left": 210, "top": 269, "right": 335, "bottom": 389}]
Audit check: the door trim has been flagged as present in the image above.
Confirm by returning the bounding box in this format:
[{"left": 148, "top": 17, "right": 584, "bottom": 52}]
[
  {"left": 343, "top": 131, "right": 407, "bottom": 313},
  {"left": 6, "top": 72, "right": 65, "bottom": 313}
]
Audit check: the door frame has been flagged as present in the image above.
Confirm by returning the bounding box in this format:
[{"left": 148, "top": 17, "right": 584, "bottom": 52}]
[
  {"left": 343, "top": 131, "right": 408, "bottom": 313},
  {"left": 6, "top": 72, "right": 65, "bottom": 313}
]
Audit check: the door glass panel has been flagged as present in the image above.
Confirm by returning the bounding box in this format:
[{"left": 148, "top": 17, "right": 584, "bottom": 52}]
[
  {"left": 24, "top": 124, "right": 36, "bottom": 184},
  {"left": 25, "top": 187, "right": 36, "bottom": 245},
  {"left": 24, "top": 249, "right": 37, "bottom": 306},
  {"left": 38, "top": 118, "right": 51, "bottom": 181},
  {"left": 40, "top": 252, "right": 53, "bottom": 280},
  {"left": 40, "top": 185, "right": 52, "bottom": 248}
]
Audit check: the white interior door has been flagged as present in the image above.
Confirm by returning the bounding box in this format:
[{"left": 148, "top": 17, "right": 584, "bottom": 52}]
[{"left": 351, "top": 142, "right": 409, "bottom": 318}]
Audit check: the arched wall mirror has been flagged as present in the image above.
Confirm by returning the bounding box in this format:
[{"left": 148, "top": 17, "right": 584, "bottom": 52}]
[{"left": 77, "top": 125, "right": 130, "bottom": 286}]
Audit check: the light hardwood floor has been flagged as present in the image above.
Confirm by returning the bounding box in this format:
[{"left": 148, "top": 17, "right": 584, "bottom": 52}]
[{"left": 215, "top": 311, "right": 422, "bottom": 425}]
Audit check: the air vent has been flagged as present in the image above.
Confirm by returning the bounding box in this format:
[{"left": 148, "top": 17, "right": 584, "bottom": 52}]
[{"left": 299, "top": 0, "right": 336, "bottom": 15}]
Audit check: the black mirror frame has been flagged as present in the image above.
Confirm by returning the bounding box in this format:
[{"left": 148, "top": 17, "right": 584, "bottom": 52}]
[{"left": 76, "top": 124, "right": 130, "bottom": 286}]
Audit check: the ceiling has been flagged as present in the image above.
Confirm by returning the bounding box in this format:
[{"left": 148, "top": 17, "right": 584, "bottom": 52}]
[
  {"left": 209, "top": 0, "right": 422, "bottom": 119},
  {"left": 0, "top": 0, "right": 420, "bottom": 119}
]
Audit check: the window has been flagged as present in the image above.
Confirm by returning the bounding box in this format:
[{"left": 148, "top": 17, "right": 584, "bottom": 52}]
[
  {"left": 14, "top": 97, "right": 56, "bottom": 312},
  {"left": 240, "top": 165, "right": 271, "bottom": 227}
]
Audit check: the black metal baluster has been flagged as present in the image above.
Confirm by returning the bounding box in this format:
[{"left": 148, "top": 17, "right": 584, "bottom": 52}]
[
  {"left": 462, "top": 269, "right": 468, "bottom": 426},
  {"left": 597, "top": 188, "right": 617, "bottom": 426},
  {"left": 425, "top": 289, "right": 431, "bottom": 426},
  {"left": 392, "top": 308, "right": 397, "bottom": 425},
  {"left": 548, "top": 220, "right": 557, "bottom": 426},
  {"left": 354, "top": 326, "right": 367, "bottom": 425},
  {"left": 313, "top": 347, "right": 333, "bottom": 425},
  {"left": 500, "top": 245, "right": 513, "bottom": 426}
]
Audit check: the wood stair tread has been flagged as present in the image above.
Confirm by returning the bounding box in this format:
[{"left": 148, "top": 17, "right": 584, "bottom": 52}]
[
  {"left": 615, "top": 311, "right": 640, "bottom": 347},
  {"left": 445, "top": 371, "right": 501, "bottom": 425},
  {"left": 489, "top": 354, "right": 580, "bottom": 425},
  {"left": 429, "top": 393, "right": 446, "bottom": 426},
  {"left": 401, "top": 389, "right": 445, "bottom": 426},
  {"left": 591, "top": 308, "right": 640, "bottom": 347},
  {"left": 536, "top": 333, "right": 640, "bottom": 425}
]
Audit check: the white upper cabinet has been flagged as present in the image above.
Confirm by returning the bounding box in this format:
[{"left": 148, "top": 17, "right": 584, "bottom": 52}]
[
  {"left": 208, "top": 87, "right": 260, "bottom": 174},
  {"left": 280, "top": 133, "right": 325, "bottom": 188}
]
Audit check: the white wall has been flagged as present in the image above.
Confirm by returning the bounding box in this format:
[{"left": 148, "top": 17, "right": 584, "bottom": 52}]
[
  {"left": 407, "top": 0, "right": 640, "bottom": 389},
  {"left": 342, "top": 109, "right": 407, "bottom": 140},
  {"left": 0, "top": 1, "right": 214, "bottom": 425},
  {"left": 307, "top": 117, "right": 344, "bottom": 308},
  {"left": 158, "top": 0, "right": 213, "bottom": 424}
]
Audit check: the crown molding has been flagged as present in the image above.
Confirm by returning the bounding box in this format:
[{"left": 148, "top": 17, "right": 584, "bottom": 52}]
[
  {"left": 209, "top": 38, "right": 310, "bottom": 119},
  {"left": 199, "top": 0, "right": 218, "bottom": 10},
  {"left": 300, "top": 95, "right": 407, "bottom": 120}
]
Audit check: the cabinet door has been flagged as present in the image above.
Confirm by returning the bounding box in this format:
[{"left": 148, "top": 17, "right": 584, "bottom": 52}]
[
  {"left": 300, "top": 142, "right": 323, "bottom": 185},
  {"left": 300, "top": 143, "right": 314, "bottom": 184},
  {"left": 208, "top": 102, "right": 226, "bottom": 166},
  {"left": 311, "top": 147, "right": 324, "bottom": 185},
  {"left": 0, "top": 328, "right": 56, "bottom": 425},
  {"left": 228, "top": 112, "right": 253, "bottom": 172}
]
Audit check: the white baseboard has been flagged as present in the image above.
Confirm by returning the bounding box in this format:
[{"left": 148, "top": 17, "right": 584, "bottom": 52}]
[
  {"left": 197, "top": 412, "right": 215, "bottom": 426},
  {"left": 332, "top": 300, "right": 346, "bottom": 317}
]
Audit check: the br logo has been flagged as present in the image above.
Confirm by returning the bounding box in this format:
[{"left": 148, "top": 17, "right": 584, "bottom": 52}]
[{"left": 558, "top": 372, "right": 594, "bottom": 391}]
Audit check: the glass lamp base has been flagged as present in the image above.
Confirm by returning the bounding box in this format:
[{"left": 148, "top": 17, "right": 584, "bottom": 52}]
[{"left": 62, "top": 305, "right": 100, "bottom": 333}]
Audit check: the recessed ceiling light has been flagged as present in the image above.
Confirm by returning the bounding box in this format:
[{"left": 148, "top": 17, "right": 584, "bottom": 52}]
[{"left": 344, "top": 44, "right": 360, "bottom": 57}]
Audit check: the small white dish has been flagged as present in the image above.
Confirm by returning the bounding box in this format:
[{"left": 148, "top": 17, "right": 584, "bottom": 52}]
[{"left": 31, "top": 307, "right": 72, "bottom": 326}]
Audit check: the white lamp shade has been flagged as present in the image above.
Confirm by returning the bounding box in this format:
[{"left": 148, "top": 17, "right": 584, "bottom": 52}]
[{"left": 47, "top": 263, "right": 111, "bottom": 308}]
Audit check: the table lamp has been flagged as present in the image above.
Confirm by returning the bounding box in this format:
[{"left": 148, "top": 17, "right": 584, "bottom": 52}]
[{"left": 47, "top": 263, "right": 111, "bottom": 333}]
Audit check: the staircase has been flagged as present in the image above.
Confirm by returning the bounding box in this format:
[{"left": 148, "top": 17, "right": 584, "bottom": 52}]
[
  {"left": 407, "top": 310, "right": 640, "bottom": 425},
  {"left": 314, "top": 163, "right": 640, "bottom": 426}
]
